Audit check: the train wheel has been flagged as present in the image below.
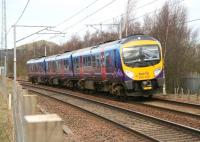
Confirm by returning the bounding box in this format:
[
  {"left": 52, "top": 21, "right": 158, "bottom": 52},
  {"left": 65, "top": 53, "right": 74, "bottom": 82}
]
[
  {"left": 147, "top": 94, "right": 153, "bottom": 99},
  {"left": 114, "top": 85, "right": 127, "bottom": 101},
  {"left": 145, "top": 91, "right": 153, "bottom": 99},
  {"left": 44, "top": 79, "right": 48, "bottom": 85},
  {"left": 48, "top": 79, "right": 53, "bottom": 86},
  {"left": 31, "top": 78, "right": 35, "bottom": 84},
  {"left": 115, "top": 86, "right": 123, "bottom": 96},
  {"left": 67, "top": 80, "right": 74, "bottom": 89},
  {"left": 78, "top": 80, "right": 85, "bottom": 90}
]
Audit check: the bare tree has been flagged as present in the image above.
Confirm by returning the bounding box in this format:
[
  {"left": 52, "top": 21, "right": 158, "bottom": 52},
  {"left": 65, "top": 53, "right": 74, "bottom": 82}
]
[{"left": 142, "top": 1, "right": 198, "bottom": 92}]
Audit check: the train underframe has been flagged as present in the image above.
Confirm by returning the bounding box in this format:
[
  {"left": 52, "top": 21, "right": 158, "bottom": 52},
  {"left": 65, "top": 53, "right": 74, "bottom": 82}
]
[{"left": 29, "top": 75, "right": 163, "bottom": 98}]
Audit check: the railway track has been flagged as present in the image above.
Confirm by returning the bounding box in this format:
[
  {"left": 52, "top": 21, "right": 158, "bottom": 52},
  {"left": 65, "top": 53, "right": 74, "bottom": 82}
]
[
  {"left": 134, "top": 98, "right": 200, "bottom": 118},
  {"left": 154, "top": 94, "right": 200, "bottom": 105},
  {"left": 18, "top": 80, "right": 200, "bottom": 113},
  {"left": 21, "top": 82, "right": 200, "bottom": 142},
  {"left": 154, "top": 96, "right": 200, "bottom": 108},
  {"left": 20, "top": 81, "right": 200, "bottom": 123}
]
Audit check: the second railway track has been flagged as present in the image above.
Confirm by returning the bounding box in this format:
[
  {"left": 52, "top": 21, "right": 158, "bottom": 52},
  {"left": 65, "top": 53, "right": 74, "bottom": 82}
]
[
  {"left": 136, "top": 98, "right": 200, "bottom": 118},
  {"left": 21, "top": 82, "right": 200, "bottom": 142}
]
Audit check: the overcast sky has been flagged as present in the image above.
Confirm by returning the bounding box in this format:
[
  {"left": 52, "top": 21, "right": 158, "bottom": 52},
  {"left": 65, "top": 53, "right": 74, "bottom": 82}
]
[{"left": 1, "top": 0, "right": 200, "bottom": 48}]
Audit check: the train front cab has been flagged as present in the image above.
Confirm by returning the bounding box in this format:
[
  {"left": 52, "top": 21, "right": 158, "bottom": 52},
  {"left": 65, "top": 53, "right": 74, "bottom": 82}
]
[{"left": 120, "top": 36, "right": 163, "bottom": 97}]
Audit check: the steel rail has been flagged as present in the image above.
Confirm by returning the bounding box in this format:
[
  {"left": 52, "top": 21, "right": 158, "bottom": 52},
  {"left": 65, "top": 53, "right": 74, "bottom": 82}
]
[
  {"left": 153, "top": 97, "right": 200, "bottom": 108},
  {"left": 21, "top": 83, "right": 200, "bottom": 141},
  {"left": 132, "top": 100, "right": 200, "bottom": 119},
  {"left": 27, "top": 86, "right": 159, "bottom": 142}
]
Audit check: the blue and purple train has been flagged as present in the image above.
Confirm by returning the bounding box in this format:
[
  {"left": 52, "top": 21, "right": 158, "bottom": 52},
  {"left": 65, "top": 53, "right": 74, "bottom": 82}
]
[{"left": 27, "top": 35, "right": 163, "bottom": 97}]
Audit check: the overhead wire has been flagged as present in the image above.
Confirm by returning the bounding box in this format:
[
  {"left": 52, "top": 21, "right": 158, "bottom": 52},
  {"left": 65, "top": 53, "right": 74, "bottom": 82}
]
[
  {"left": 128, "top": 0, "right": 185, "bottom": 22},
  {"left": 96, "top": 0, "right": 185, "bottom": 26},
  {"left": 136, "top": 0, "right": 160, "bottom": 9},
  {"left": 72, "top": 0, "right": 163, "bottom": 34},
  {"left": 183, "top": 18, "right": 200, "bottom": 24},
  {"left": 42, "top": 0, "right": 159, "bottom": 41},
  {"left": 49, "top": 0, "right": 163, "bottom": 40},
  {"left": 14, "top": 0, "right": 31, "bottom": 25},
  {"left": 56, "top": 0, "right": 100, "bottom": 27},
  {"left": 49, "top": 0, "right": 117, "bottom": 40},
  {"left": 60, "top": 0, "right": 186, "bottom": 41},
  {"left": 66, "top": 0, "right": 163, "bottom": 37},
  {"left": 99, "top": 0, "right": 161, "bottom": 24},
  {"left": 63, "top": 0, "right": 117, "bottom": 31},
  {"left": 34, "top": 0, "right": 191, "bottom": 43},
  {"left": 7, "top": 0, "right": 31, "bottom": 35},
  {"left": 34, "top": 0, "right": 101, "bottom": 42}
]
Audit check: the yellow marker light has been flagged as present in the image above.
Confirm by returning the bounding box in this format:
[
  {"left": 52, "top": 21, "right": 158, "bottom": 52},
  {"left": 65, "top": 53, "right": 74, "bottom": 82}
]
[{"left": 143, "top": 86, "right": 152, "bottom": 90}]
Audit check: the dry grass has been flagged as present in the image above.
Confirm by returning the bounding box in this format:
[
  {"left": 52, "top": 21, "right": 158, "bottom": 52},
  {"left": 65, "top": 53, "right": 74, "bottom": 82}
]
[{"left": 0, "top": 85, "right": 13, "bottom": 142}]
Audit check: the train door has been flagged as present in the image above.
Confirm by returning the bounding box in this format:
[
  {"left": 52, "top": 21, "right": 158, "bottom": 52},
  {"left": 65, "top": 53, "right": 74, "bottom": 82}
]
[
  {"left": 69, "top": 55, "right": 74, "bottom": 76},
  {"left": 63, "top": 59, "right": 68, "bottom": 75},
  {"left": 60, "top": 59, "right": 64, "bottom": 75},
  {"left": 105, "top": 50, "right": 113, "bottom": 79},
  {"left": 91, "top": 54, "right": 96, "bottom": 76},
  {"left": 113, "top": 49, "right": 118, "bottom": 79},
  {"left": 44, "top": 60, "right": 47, "bottom": 75},
  {"left": 55, "top": 60, "right": 59, "bottom": 76},
  {"left": 100, "top": 48, "right": 106, "bottom": 80},
  {"left": 113, "top": 49, "right": 117, "bottom": 68},
  {"left": 80, "top": 56, "right": 83, "bottom": 78},
  {"left": 95, "top": 53, "right": 101, "bottom": 78}
]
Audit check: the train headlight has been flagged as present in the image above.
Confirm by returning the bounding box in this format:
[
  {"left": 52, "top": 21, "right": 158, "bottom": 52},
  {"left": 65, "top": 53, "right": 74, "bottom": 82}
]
[
  {"left": 154, "top": 68, "right": 161, "bottom": 77},
  {"left": 125, "top": 70, "right": 134, "bottom": 79}
]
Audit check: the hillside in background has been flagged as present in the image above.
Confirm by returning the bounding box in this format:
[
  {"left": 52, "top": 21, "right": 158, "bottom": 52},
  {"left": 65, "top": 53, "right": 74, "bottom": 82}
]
[
  {"left": 17, "top": 40, "right": 60, "bottom": 55},
  {"left": 4, "top": 40, "right": 62, "bottom": 78}
]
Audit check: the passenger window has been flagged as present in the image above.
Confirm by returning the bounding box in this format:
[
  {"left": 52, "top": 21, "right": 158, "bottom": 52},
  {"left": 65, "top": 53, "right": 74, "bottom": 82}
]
[
  {"left": 64, "top": 59, "right": 68, "bottom": 69},
  {"left": 96, "top": 54, "right": 100, "bottom": 67},
  {"left": 46, "top": 63, "right": 48, "bottom": 72},
  {"left": 76, "top": 58, "right": 79, "bottom": 68},
  {"left": 56, "top": 61, "right": 59, "bottom": 71},
  {"left": 88, "top": 56, "right": 91, "bottom": 66},
  {"left": 83, "top": 57, "right": 86, "bottom": 66},
  {"left": 92, "top": 55, "right": 96, "bottom": 67},
  {"left": 105, "top": 52, "right": 111, "bottom": 67},
  {"left": 113, "top": 50, "right": 117, "bottom": 68}
]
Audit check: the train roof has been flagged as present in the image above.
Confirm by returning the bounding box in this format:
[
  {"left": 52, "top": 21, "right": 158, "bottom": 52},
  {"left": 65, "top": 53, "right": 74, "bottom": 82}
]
[
  {"left": 121, "top": 34, "right": 158, "bottom": 44},
  {"left": 98, "top": 40, "right": 122, "bottom": 48},
  {"left": 72, "top": 46, "right": 93, "bottom": 57},
  {"left": 27, "top": 57, "right": 45, "bottom": 64},
  {"left": 94, "top": 40, "right": 121, "bottom": 50},
  {"left": 45, "top": 54, "right": 61, "bottom": 62},
  {"left": 56, "top": 51, "right": 72, "bottom": 60},
  {"left": 72, "top": 40, "right": 122, "bottom": 56}
]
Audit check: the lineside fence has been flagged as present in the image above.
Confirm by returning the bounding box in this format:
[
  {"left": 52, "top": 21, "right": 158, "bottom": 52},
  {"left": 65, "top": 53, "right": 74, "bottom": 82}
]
[
  {"left": 168, "top": 73, "right": 200, "bottom": 104},
  {"left": 156, "top": 74, "right": 199, "bottom": 104},
  {"left": 0, "top": 76, "right": 64, "bottom": 142},
  {"left": 180, "top": 73, "right": 200, "bottom": 94}
]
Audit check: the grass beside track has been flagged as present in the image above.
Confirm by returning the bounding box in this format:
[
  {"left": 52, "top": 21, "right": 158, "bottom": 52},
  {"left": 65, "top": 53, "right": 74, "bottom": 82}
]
[{"left": 0, "top": 93, "right": 12, "bottom": 142}]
